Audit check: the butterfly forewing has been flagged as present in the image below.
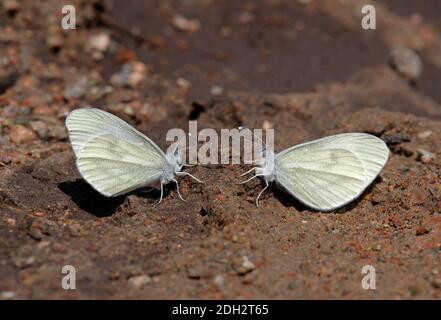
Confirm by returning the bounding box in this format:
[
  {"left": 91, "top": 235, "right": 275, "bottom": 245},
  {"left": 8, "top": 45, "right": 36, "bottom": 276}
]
[
  {"left": 66, "top": 108, "right": 165, "bottom": 156},
  {"left": 275, "top": 133, "right": 389, "bottom": 211},
  {"left": 66, "top": 108, "right": 168, "bottom": 197}
]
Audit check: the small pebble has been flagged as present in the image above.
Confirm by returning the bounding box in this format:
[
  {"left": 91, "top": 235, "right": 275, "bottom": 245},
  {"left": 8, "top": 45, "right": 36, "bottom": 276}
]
[
  {"left": 262, "top": 120, "right": 273, "bottom": 130},
  {"left": 87, "top": 32, "right": 111, "bottom": 60},
  {"left": 29, "top": 121, "right": 48, "bottom": 139},
  {"left": 64, "top": 76, "right": 89, "bottom": 99},
  {"left": 210, "top": 85, "right": 223, "bottom": 96},
  {"left": 237, "top": 12, "right": 254, "bottom": 24},
  {"left": 32, "top": 211, "right": 46, "bottom": 218},
  {"left": 416, "top": 226, "right": 430, "bottom": 236},
  {"left": 417, "top": 130, "right": 432, "bottom": 139},
  {"left": 9, "top": 125, "right": 36, "bottom": 144},
  {"left": 28, "top": 227, "right": 43, "bottom": 240},
  {"left": 390, "top": 47, "right": 423, "bottom": 80},
  {"left": 383, "top": 132, "right": 410, "bottom": 145},
  {"left": 12, "top": 246, "right": 35, "bottom": 268},
  {"left": 5, "top": 217, "right": 16, "bottom": 226},
  {"left": 213, "top": 274, "right": 224, "bottom": 290},
  {"left": 221, "top": 26, "right": 232, "bottom": 37},
  {"left": 0, "top": 291, "right": 16, "bottom": 299},
  {"left": 48, "top": 124, "right": 67, "bottom": 140},
  {"left": 33, "top": 106, "right": 54, "bottom": 116},
  {"left": 176, "top": 77, "right": 190, "bottom": 93},
  {"left": 88, "top": 32, "right": 110, "bottom": 53},
  {"left": 411, "top": 189, "right": 426, "bottom": 205},
  {"left": 242, "top": 272, "right": 255, "bottom": 285},
  {"left": 3, "top": 0, "right": 19, "bottom": 15},
  {"left": 110, "top": 62, "right": 148, "bottom": 88},
  {"left": 128, "top": 275, "right": 151, "bottom": 288},
  {"left": 417, "top": 149, "right": 435, "bottom": 163},
  {"left": 172, "top": 15, "right": 200, "bottom": 33},
  {"left": 232, "top": 256, "right": 255, "bottom": 275},
  {"left": 46, "top": 32, "right": 63, "bottom": 52},
  {"left": 186, "top": 264, "right": 203, "bottom": 279}
]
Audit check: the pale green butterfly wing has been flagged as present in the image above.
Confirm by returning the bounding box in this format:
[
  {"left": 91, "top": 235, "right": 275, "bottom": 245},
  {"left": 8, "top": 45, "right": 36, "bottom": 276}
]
[
  {"left": 275, "top": 133, "right": 389, "bottom": 211},
  {"left": 66, "top": 108, "right": 168, "bottom": 197}
]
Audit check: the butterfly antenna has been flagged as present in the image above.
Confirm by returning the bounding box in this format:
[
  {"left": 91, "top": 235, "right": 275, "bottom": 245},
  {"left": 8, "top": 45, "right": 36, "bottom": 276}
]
[
  {"left": 238, "top": 126, "right": 268, "bottom": 147},
  {"left": 172, "top": 178, "right": 186, "bottom": 201},
  {"left": 178, "top": 163, "right": 199, "bottom": 172},
  {"left": 238, "top": 174, "right": 263, "bottom": 185},
  {"left": 158, "top": 182, "right": 164, "bottom": 204},
  {"left": 256, "top": 180, "right": 269, "bottom": 207},
  {"left": 246, "top": 158, "right": 264, "bottom": 165},
  {"left": 237, "top": 167, "right": 259, "bottom": 178},
  {"left": 182, "top": 163, "right": 197, "bottom": 167},
  {"left": 177, "top": 171, "right": 204, "bottom": 183},
  {"left": 238, "top": 126, "right": 268, "bottom": 163}
]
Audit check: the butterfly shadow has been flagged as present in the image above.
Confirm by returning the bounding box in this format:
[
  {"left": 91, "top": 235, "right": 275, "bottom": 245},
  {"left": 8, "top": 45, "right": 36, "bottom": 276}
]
[
  {"left": 58, "top": 179, "right": 164, "bottom": 217},
  {"left": 271, "top": 184, "right": 310, "bottom": 212},
  {"left": 271, "top": 176, "right": 382, "bottom": 214}
]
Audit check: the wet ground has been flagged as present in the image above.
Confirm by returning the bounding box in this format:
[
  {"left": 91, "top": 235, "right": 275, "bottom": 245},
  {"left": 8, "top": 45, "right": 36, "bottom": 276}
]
[{"left": 0, "top": 0, "right": 440, "bottom": 299}]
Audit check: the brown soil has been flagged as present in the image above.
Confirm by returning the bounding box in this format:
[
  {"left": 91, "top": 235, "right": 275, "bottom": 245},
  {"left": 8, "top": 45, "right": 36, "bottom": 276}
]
[{"left": 0, "top": 0, "right": 440, "bottom": 299}]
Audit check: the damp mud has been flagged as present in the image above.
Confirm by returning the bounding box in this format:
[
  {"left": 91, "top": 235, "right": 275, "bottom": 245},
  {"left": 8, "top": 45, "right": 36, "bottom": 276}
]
[{"left": 0, "top": 0, "right": 440, "bottom": 299}]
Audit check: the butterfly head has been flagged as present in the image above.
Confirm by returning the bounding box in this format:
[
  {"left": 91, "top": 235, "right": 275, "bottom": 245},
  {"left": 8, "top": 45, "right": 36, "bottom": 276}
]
[
  {"left": 161, "top": 141, "right": 202, "bottom": 202},
  {"left": 255, "top": 147, "right": 276, "bottom": 183},
  {"left": 156, "top": 142, "right": 181, "bottom": 185},
  {"left": 238, "top": 145, "right": 276, "bottom": 207}
]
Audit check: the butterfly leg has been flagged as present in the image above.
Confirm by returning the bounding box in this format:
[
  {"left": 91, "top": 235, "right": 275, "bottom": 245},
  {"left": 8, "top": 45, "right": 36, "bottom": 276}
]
[
  {"left": 177, "top": 171, "right": 204, "bottom": 183},
  {"left": 158, "top": 182, "right": 164, "bottom": 204},
  {"left": 172, "top": 178, "right": 186, "bottom": 202},
  {"left": 256, "top": 180, "right": 269, "bottom": 207}
]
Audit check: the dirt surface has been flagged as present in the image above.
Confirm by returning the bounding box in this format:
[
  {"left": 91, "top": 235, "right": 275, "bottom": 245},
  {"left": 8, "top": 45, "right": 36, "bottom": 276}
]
[{"left": 0, "top": 0, "right": 440, "bottom": 299}]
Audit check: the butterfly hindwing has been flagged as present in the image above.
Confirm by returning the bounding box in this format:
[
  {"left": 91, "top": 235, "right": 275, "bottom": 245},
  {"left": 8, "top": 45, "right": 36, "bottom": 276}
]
[{"left": 275, "top": 133, "right": 389, "bottom": 211}]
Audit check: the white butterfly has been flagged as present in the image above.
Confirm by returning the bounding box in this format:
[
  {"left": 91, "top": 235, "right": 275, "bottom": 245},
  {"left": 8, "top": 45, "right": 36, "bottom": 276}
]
[
  {"left": 239, "top": 133, "right": 389, "bottom": 211},
  {"left": 65, "top": 108, "right": 201, "bottom": 202}
]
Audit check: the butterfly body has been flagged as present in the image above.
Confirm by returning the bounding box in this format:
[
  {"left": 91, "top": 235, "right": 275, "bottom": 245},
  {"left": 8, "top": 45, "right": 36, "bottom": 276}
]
[
  {"left": 162, "top": 148, "right": 184, "bottom": 184},
  {"left": 254, "top": 150, "right": 277, "bottom": 183}
]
